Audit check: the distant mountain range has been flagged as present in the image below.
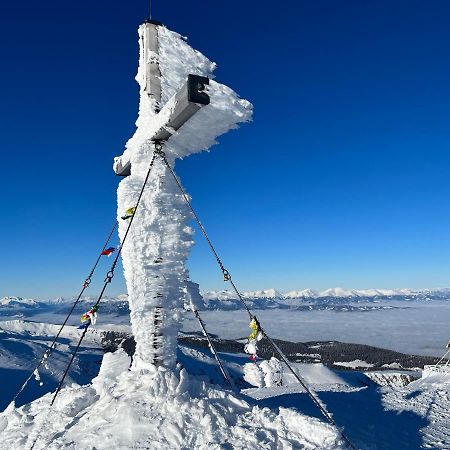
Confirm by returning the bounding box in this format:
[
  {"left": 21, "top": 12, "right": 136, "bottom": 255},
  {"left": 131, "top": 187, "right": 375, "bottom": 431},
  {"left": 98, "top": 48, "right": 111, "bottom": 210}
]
[
  {"left": 202, "top": 287, "right": 450, "bottom": 300},
  {"left": 1, "top": 288, "right": 449, "bottom": 314},
  {"left": 200, "top": 287, "right": 450, "bottom": 310},
  {"left": 0, "top": 296, "right": 38, "bottom": 308}
]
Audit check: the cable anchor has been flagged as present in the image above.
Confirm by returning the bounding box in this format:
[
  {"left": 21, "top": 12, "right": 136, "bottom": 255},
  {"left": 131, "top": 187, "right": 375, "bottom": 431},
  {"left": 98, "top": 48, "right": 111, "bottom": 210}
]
[
  {"left": 104, "top": 271, "right": 114, "bottom": 283},
  {"left": 153, "top": 140, "right": 164, "bottom": 158}
]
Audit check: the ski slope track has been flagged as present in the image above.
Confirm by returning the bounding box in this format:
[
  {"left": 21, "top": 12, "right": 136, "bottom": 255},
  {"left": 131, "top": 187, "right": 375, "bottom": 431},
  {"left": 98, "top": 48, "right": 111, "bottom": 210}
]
[{"left": 382, "top": 370, "right": 450, "bottom": 449}]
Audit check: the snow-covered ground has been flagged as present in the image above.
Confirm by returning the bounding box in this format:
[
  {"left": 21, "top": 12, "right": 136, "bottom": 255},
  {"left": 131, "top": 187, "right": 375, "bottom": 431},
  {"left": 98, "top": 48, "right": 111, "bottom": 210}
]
[
  {"left": 0, "top": 321, "right": 104, "bottom": 411},
  {"left": 381, "top": 369, "right": 450, "bottom": 449},
  {"left": 0, "top": 347, "right": 348, "bottom": 449},
  {"left": 1, "top": 298, "right": 450, "bottom": 449},
  {"left": 2, "top": 324, "right": 450, "bottom": 449},
  {"left": 334, "top": 360, "right": 375, "bottom": 369}
]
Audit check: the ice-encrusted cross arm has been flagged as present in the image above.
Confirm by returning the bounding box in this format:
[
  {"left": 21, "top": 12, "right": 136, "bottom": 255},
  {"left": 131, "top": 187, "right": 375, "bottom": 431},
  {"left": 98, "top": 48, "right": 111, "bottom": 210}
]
[{"left": 113, "top": 73, "right": 211, "bottom": 176}]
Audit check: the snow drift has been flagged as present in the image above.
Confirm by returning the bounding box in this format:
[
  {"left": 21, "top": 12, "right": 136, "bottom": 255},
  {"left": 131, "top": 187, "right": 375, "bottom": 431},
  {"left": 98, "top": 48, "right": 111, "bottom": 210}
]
[{"left": 0, "top": 350, "right": 345, "bottom": 449}]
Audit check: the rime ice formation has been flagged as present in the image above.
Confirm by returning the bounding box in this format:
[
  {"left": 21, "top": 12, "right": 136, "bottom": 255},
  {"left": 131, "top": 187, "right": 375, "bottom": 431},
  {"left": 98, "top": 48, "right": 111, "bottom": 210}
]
[
  {"left": 116, "top": 24, "right": 252, "bottom": 369},
  {"left": 243, "top": 358, "right": 284, "bottom": 388},
  {"left": 243, "top": 362, "right": 265, "bottom": 388},
  {"left": 0, "top": 350, "right": 345, "bottom": 449}
]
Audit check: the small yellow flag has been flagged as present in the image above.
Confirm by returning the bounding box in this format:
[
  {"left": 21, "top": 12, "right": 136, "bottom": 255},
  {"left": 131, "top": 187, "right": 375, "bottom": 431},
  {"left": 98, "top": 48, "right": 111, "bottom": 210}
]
[{"left": 121, "top": 207, "right": 136, "bottom": 220}]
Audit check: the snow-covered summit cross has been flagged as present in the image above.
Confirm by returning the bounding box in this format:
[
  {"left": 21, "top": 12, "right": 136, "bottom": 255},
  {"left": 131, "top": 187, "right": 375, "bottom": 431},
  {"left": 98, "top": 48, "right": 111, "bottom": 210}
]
[{"left": 113, "top": 20, "right": 252, "bottom": 369}]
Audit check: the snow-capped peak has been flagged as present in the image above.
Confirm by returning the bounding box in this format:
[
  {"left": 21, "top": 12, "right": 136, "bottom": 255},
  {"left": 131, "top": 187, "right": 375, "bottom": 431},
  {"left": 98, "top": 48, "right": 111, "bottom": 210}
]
[
  {"left": 243, "top": 288, "right": 282, "bottom": 299},
  {"left": 284, "top": 289, "right": 319, "bottom": 298},
  {"left": 200, "top": 286, "right": 450, "bottom": 302},
  {"left": 318, "top": 287, "right": 360, "bottom": 298},
  {"left": 202, "top": 290, "right": 238, "bottom": 301},
  {"left": 0, "top": 297, "right": 37, "bottom": 306}
]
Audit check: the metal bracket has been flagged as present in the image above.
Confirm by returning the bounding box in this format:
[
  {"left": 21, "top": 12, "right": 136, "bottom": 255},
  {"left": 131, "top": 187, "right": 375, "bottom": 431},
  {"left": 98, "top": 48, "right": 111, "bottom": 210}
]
[
  {"left": 152, "top": 75, "right": 209, "bottom": 141},
  {"left": 144, "top": 19, "right": 163, "bottom": 26},
  {"left": 114, "top": 75, "right": 210, "bottom": 177}
]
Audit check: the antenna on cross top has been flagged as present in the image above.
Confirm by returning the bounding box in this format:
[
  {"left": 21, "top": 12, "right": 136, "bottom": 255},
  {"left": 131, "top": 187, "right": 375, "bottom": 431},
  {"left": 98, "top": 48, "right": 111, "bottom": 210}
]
[{"left": 145, "top": 0, "right": 162, "bottom": 26}]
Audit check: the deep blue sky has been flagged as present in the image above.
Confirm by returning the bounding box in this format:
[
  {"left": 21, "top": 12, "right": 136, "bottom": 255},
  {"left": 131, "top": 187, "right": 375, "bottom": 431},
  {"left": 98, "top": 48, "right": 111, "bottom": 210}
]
[{"left": 1, "top": 1, "right": 450, "bottom": 299}]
